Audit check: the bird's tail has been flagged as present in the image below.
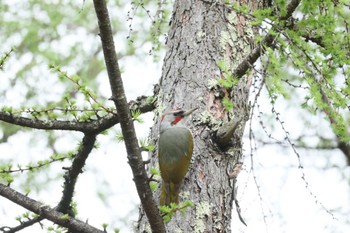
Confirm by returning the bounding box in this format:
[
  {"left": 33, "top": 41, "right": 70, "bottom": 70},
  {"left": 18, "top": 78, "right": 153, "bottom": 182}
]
[{"left": 160, "top": 181, "right": 180, "bottom": 206}]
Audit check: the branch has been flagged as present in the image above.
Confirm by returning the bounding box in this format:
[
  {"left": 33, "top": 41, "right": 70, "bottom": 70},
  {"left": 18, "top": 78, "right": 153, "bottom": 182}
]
[
  {"left": 0, "top": 111, "right": 104, "bottom": 132},
  {"left": 56, "top": 133, "right": 97, "bottom": 214},
  {"left": 338, "top": 141, "right": 350, "bottom": 166},
  {"left": 0, "top": 184, "right": 104, "bottom": 233},
  {"left": 232, "top": 0, "right": 301, "bottom": 79},
  {"left": 258, "top": 139, "right": 339, "bottom": 150},
  {"left": 0, "top": 93, "right": 157, "bottom": 133},
  {"left": 319, "top": 89, "right": 350, "bottom": 165},
  {"left": 0, "top": 48, "right": 14, "bottom": 70},
  {"left": 1, "top": 134, "right": 97, "bottom": 232},
  {"left": 93, "top": 1, "right": 165, "bottom": 232},
  {"left": 214, "top": 0, "right": 302, "bottom": 146},
  {"left": 0, "top": 216, "right": 44, "bottom": 233},
  {"left": 300, "top": 33, "right": 325, "bottom": 47}
]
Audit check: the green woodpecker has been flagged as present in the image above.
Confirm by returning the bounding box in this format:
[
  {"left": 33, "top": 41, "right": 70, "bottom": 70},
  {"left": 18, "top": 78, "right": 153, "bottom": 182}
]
[{"left": 158, "top": 107, "right": 197, "bottom": 205}]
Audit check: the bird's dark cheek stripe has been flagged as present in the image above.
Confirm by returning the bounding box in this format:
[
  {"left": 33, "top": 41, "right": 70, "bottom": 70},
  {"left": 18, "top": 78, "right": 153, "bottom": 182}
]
[{"left": 171, "top": 116, "right": 183, "bottom": 125}]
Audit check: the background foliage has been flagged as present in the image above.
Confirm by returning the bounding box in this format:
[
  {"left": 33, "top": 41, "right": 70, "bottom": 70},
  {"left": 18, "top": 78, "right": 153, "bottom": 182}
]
[{"left": 0, "top": 0, "right": 350, "bottom": 232}]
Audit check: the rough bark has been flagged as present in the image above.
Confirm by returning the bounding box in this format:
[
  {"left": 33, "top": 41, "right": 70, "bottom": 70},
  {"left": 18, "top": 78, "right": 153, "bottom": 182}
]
[{"left": 137, "top": 0, "right": 256, "bottom": 232}]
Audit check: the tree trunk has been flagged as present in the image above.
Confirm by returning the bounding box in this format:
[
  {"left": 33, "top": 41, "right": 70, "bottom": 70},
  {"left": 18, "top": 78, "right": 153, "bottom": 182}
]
[{"left": 137, "top": 0, "right": 257, "bottom": 232}]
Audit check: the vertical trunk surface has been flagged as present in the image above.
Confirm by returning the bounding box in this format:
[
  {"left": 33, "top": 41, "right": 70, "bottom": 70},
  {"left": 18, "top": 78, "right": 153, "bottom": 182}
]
[{"left": 138, "top": 0, "right": 257, "bottom": 232}]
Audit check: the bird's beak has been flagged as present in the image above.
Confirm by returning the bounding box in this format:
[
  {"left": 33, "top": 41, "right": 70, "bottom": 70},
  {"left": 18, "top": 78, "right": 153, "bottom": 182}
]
[{"left": 183, "top": 107, "right": 198, "bottom": 116}]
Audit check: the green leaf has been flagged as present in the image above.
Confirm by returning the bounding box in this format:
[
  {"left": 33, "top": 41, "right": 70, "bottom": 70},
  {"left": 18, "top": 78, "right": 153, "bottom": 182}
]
[
  {"left": 131, "top": 109, "right": 144, "bottom": 123},
  {"left": 150, "top": 167, "right": 160, "bottom": 176},
  {"left": 116, "top": 131, "right": 124, "bottom": 142},
  {"left": 149, "top": 181, "right": 158, "bottom": 191},
  {"left": 222, "top": 97, "right": 234, "bottom": 111},
  {"left": 139, "top": 138, "right": 156, "bottom": 152}
]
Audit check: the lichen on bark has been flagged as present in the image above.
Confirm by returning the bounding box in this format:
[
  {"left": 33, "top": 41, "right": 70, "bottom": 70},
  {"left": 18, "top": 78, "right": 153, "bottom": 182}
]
[{"left": 137, "top": 0, "right": 257, "bottom": 232}]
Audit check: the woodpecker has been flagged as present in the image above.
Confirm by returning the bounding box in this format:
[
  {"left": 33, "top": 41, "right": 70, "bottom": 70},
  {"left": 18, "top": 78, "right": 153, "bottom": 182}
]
[{"left": 158, "top": 107, "right": 198, "bottom": 205}]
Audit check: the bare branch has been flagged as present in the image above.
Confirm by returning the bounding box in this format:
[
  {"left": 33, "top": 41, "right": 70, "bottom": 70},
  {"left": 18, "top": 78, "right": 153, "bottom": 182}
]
[
  {"left": 0, "top": 111, "right": 97, "bottom": 132},
  {"left": 0, "top": 216, "right": 43, "bottom": 233},
  {"left": 0, "top": 184, "right": 104, "bottom": 233},
  {"left": 56, "top": 133, "right": 97, "bottom": 215},
  {"left": 338, "top": 142, "right": 350, "bottom": 166},
  {"left": 92, "top": 0, "right": 165, "bottom": 232}
]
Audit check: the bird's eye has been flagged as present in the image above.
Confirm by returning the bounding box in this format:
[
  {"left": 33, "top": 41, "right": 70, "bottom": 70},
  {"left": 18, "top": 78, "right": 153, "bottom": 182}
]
[{"left": 173, "top": 110, "right": 184, "bottom": 116}]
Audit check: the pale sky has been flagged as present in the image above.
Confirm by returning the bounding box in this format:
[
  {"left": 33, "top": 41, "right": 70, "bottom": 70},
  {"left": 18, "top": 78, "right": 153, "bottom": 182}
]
[{"left": 1, "top": 1, "right": 349, "bottom": 232}]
